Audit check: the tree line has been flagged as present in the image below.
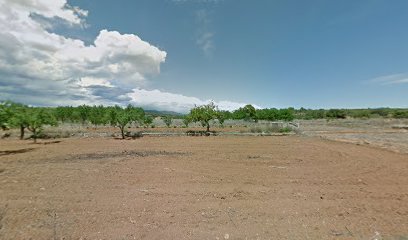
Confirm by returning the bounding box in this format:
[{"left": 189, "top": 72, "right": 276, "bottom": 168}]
[
  {"left": 0, "top": 102, "right": 145, "bottom": 141},
  {"left": 1, "top": 101, "right": 407, "bottom": 141}
]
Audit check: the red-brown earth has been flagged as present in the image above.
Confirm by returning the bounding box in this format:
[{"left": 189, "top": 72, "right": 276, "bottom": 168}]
[{"left": 0, "top": 135, "right": 407, "bottom": 239}]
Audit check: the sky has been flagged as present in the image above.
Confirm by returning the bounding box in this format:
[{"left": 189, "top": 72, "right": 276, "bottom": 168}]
[{"left": 0, "top": 0, "right": 407, "bottom": 112}]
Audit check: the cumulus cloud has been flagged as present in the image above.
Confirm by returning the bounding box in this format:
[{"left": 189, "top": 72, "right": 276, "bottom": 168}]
[
  {"left": 0, "top": 0, "right": 255, "bottom": 112},
  {"left": 0, "top": 0, "right": 166, "bottom": 106}
]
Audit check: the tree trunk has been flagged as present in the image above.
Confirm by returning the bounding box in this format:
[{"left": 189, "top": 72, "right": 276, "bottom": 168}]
[
  {"left": 206, "top": 122, "right": 210, "bottom": 132},
  {"left": 33, "top": 128, "right": 37, "bottom": 143},
  {"left": 120, "top": 126, "right": 125, "bottom": 139},
  {"left": 20, "top": 126, "right": 25, "bottom": 140}
]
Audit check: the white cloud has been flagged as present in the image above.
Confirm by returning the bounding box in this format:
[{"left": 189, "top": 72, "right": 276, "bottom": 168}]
[
  {"left": 369, "top": 73, "right": 408, "bottom": 85},
  {"left": 0, "top": 0, "right": 256, "bottom": 112},
  {"left": 0, "top": 0, "right": 166, "bottom": 106},
  {"left": 128, "top": 88, "right": 260, "bottom": 113},
  {"left": 195, "top": 9, "right": 215, "bottom": 57}
]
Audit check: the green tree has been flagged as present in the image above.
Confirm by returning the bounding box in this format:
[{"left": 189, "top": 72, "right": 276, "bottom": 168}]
[
  {"left": 25, "top": 108, "right": 57, "bottom": 143},
  {"left": 163, "top": 116, "right": 172, "bottom": 128},
  {"left": 0, "top": 101, "right": 13, "bottom": 130},
  {"left": 143, "top": 115, "right": 154, "bottom": 128},
  {"left": 110, "top": 105, "right": 145, "bottom": 139},
  {"left": 393, "top": 109, "right": 408, "bottom": 119},
  {"left": 278, "top": 108, "right": 295, "bottom": 121},
  {"left": 182, "top": 115, "right": 191, "bottom": 128},
  {"left": 326, "top": 109, "right": 347, "bottom": 119},
  {"left": 77, "top": 105, "right": 91, "bottom": 125},
  {"left": 233, "top": 104, "right": 257, "bottom": 121},
  {"left": 89, "top": 105, "right": 107, "bottom": 127},
  {"left": 189, "top": 102, "right": 218, "bottom": 132},
  {"left": 8, "top": 103, "right": 31, "bottom": 139},
  {"left": 217, "top": 110, "right": 228, "bottom": 127},
  {"left": 54, "top": 106, "right": 74, "bottom": 123}
]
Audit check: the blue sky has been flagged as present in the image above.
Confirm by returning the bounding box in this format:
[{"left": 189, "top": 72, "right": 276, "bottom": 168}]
[{"left": 0, "top": 0, "right": 407, "bottom": 111}]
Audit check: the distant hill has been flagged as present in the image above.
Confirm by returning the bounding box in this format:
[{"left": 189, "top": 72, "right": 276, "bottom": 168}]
[{"left": 144, "top": 109, "right": 184, "bottom": 117}]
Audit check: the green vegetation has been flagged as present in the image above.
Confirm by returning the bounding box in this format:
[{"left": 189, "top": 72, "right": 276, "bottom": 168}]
[
  {"left": 1, "top": 100, "right": 407, "bottom": 140},
  {"left": 182, "top": 116, "right": 191, "bottom": 128},
  {"left": 233, "top": 104, "right": 257, "bottom": 121},
  {"left": 2, "top": 102, "right": 57, "bottom": 142},
  {"left": 188, "top": 102, "right": 220, "bottom": 132},
  {"left": 294, "top": 108, "right": 408, "bottom": 120},
  {"left": 249, "top": 125, "right": 292, "bottom": 134},
  {"left": 143, "top": 115, "right": 154, "bottom": 128},
  {"left": 25, "top": 108, "right": 57, "bottom": 143},
  {"left": 163, "top": 115, "right": 172, "bottom": 128},
  {"left": 108, "top": 105, "right": 145, "bottom": 139}
]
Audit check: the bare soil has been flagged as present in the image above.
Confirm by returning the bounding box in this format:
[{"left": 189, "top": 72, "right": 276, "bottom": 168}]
[
  {"left": 300, "top": 119, "right": 408, "bottom": 154},
  {"left": 0, "top": 136, "right": 407, "bottom": 239}
]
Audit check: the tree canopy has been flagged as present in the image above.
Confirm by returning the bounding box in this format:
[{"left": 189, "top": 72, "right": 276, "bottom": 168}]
[{"left": 189, "top": 102, "right": 219, "bottom": 132}]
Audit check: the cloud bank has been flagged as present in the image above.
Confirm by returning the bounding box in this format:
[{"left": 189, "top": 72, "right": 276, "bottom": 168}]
[
  {"left": 0, "top": 0, "right": 254, "bottom": 112},
  {"left": 128, "top": 89, "right": 259, "bottom": 113}
]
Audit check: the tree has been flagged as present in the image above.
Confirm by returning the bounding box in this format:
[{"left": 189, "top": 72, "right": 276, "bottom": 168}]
[
  {"left": 182, "top": 115, "right": 191, "bottom": 128},
  {"left": 163, "top": 116, "right": 172, "bottom": 128},
  {"left": 233, "top": 104, "right": 257, "bottom": 121},
  {"left": 278, "top": 108, "right": 295, "bottom": 121},
  {"left": 326, "top": 109, "right": 347, "bottom": 119},
  {"left": 189, "top": 102, "right": 219, "bottom": 132},
  {"left": 89, "top": 105, "right": 107, "bottom": 127},
  {"left": 110, "top": 105, "right": 145, "bottom": 139},
  {"left": 0, "top": 101, "right": 13, "bottom": 130},
  {"left": 77, "top": 105, "right": 91, "bottom": 125},
  {"left": 393, "top": 109, "right": 408, "bottom": 119},
  {"left": 143, "top": 115, "right": 153, "bottom": 128},
  {"left": 25, "top": 108, "right": 57, "bottom": 143},
  {"left": 7, "top": 102, "right": 31, "bottom": 139},
  {"left": 217, "top": 110, "right": 228, "bottom": 127},
  {"left": 54, "top": 106, "right": 74, "bottom": 123}
]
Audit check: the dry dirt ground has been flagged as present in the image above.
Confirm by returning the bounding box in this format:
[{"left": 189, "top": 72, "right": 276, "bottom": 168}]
[
  {"left": 300, "top": 119, "right": 408, "bottom": 154},
  {"left": 0, "top": 136, "right": 407, "bottom": 239}
]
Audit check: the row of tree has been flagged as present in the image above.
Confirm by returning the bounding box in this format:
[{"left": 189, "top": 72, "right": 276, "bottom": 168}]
[
  {"left": 1, "top": 101, "right": 407, "bottom": 141},
  {"left": 0, "top": 102, "right": 146, "bottom": 141},
  {"left": 293, "top": 107, "right": 408, "bottom": 120}
]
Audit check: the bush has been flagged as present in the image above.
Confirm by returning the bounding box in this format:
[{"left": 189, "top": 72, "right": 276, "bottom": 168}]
[
  {"left": 279, "top": 127, "right": 292, "bottom": 133},
  {"left": 249, "top": 124, "right": 290, "bottom": 133},
  {"left": 393, "top": 110, "right": 408, "bottom": 119},
  {"left": 125, "top": 131, "right": 143, "bottom": 139}
]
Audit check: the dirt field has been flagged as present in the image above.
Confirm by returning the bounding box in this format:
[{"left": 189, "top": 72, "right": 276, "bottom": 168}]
[
  {"left": 300, "top": 119, "right": 408, "bottom": 154},
  {"left": 0, "top": 135, "right": 407, "bottom": 239}
]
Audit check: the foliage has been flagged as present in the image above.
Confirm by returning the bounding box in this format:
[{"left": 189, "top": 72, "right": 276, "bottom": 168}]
[
  {"left": 109, "top": 105, "right": 145, "bottom": 139},
  {"left": 2, "top": 101, "right": 408, "bottom": 141},
  {"left": 393, "top": 109, "right": 408, "bottom": 119},
  {"left": 7, "top": 102, "right": 32, "bottom": 139},
  {"left": 77, "top": 105, "right": 91, "bottom": 124},
  {"left": 54, "top": 106, "right": 74, "bottom": 123},
  {"left": 163, "top": 115, "right": 172, "bottom": 128},
  {"left": 0, "top": 101, "right": 13, "bottom": 130},
  {"left": 232, "top": 104, "right": 257, "bottom": 121},
  {"left": 253, "top": 108, "right": 295, "bottom": 121},
  {"left": 182, "top": 115, "right": 191, "bottom": 128},
  {"left": 143, "top": 115, "right": 154, "bottom": 127},
  {"left": 89, "top": 105, "right": 108, "bottom": 127},
  {"left": 25, "top": 108, "right": 57, "bottom": 143},
  {"left": 188, "top": 102, "right": 219, "bottom": 132},
  {"left": 217, "top": 110, "right": 229, "bottom": 127},
  {"left": 326, "top": 109, "right": 347, "bottom": 119}
]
